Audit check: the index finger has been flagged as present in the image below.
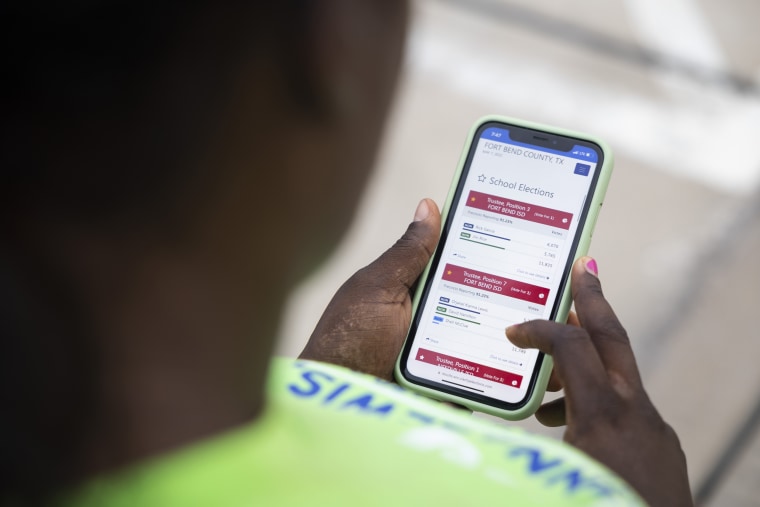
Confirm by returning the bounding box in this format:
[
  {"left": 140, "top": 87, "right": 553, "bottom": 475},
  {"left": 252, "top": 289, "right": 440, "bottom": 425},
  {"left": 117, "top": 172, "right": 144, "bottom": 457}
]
[
  {"left": 507, "top": 319, "right": 610, "bottom": 410},
  {"left": 571, "top": 257, "right": 642, "bottom": 385}
]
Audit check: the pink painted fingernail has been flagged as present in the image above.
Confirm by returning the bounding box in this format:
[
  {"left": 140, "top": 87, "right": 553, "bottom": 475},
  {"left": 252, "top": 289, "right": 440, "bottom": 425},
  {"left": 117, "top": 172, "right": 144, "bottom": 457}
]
[
  {"left": 414, "top": 199, "right": 430, "bottom": 222},
  {"left": 585, "top": 258, "right": 599, "bottom": 277}
]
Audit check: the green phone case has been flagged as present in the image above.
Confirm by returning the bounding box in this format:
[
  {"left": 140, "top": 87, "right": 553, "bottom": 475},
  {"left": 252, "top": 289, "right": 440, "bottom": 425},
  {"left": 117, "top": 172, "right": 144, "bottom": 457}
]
[{"left": 394, "top": 115, "right": 614, "bottom": 420}]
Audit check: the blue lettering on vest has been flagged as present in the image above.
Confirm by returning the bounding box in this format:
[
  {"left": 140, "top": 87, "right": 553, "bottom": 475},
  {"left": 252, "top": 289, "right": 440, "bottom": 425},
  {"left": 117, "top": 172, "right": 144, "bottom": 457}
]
[
  {"left": 374, "top": 403, "right": 394, "bottom": 415},
  {"left": 510, "top": 447, "right": 563, "bottom": 474},
  {"left": 323, "top": 383, "right": 351, "bottom": 404},
  {"left": 509, "top": 447, "right": 620, "bottom": 498},
  {"left": 407, "top": 410, "right": 435, "bottom": 425},
  {"left": 287, "top": 367, "right": 397, "bottom": 416},
  {"left": 341, "top": 394, "right": 393, "bottom": 415},
  {"left": 547, "top": 470, "right": 615, "bottom": 497},
  {"left": 288, "top": 370, "right": 334, "bottom": 397}
]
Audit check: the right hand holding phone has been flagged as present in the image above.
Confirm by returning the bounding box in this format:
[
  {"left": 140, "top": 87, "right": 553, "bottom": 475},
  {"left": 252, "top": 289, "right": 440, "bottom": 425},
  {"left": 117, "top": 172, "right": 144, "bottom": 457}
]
[{"left": 506, "top": 257, "right": 693, "bottom": 507}]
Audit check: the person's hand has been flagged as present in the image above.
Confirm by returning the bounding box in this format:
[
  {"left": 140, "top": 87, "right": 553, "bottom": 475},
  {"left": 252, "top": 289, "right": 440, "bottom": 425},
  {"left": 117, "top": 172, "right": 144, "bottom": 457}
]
[
  {"left": 534, "top": 310, "right": 582, "bottom": 425},
  {"left": 299, "top": 198, "right": 441, "bottom": 381},
  {"left": 506, "top": 257, "right": 693, "bottom": 507}
]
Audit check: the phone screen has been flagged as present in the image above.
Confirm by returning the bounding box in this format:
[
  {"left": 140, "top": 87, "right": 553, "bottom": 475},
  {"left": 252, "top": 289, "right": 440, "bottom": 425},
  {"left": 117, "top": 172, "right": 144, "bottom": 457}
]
[{"left": 399, "top": 121, "right": 604, "bottom": 409}]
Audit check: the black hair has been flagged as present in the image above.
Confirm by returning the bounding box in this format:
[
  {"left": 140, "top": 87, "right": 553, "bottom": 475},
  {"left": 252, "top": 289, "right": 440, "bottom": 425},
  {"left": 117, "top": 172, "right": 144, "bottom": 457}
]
[
  {"left": 2, "top": 3, "right": 287, "bottom": 224},
  {"left": 1, "top": 2, "right": 313, "bottom": 504}
]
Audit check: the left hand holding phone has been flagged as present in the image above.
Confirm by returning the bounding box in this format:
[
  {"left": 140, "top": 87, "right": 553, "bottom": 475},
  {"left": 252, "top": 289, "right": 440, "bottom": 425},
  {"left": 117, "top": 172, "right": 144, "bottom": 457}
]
[{"left": 299, "top": 199, "right": 441, "bottom": 381}]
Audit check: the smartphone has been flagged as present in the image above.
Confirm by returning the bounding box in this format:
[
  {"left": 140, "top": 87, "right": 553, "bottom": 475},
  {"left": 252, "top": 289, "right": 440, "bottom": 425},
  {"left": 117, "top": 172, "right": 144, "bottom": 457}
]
[{"left": 395, "top": 116, "right": 613, "bottom": 420}]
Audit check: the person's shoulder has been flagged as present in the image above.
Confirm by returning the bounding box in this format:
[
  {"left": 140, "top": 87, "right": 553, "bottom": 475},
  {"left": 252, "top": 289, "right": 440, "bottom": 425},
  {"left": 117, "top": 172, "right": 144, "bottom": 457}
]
[
  {"left": 62, "top": 358, "right": 646, "bottom": 506},
  {"left": 264, "top": 357, "right": 646, "bottom": 507}
]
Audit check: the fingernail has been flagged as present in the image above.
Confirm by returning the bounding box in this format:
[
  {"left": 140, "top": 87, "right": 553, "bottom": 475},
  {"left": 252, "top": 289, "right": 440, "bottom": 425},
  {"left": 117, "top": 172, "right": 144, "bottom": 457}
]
[
  {"left": 506, "top": 324, "right": 520, "bottom": 334},
  {"left": 585, "top": 257, "right": 599, "bottom": 277},
  {"left": 413, "top": 199, "right": 430, "bottom": 222}
]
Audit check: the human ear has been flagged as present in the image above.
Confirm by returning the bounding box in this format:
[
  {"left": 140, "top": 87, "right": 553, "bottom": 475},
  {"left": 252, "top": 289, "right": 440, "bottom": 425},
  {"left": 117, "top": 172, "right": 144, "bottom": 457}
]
[{"left": 285, "top": 0, "right": 408, "bottom": 122}]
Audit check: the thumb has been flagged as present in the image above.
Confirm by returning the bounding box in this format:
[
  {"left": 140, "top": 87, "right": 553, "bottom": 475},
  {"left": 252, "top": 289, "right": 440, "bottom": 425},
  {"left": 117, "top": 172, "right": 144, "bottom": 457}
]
[{"left": 363, "top": 198, "right": 441, "bottom": 293}]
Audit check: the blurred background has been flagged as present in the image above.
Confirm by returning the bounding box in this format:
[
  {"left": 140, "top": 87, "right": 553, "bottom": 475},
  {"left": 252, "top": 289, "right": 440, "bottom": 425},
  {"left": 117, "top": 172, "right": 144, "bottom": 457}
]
[{"left": 276, "top": 0, "right": 760, "bottom": 504}]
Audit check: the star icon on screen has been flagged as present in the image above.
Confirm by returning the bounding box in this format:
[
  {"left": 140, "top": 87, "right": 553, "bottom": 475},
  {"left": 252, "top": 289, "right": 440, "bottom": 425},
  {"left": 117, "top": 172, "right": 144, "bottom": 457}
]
[{"left": 478, "top": 174, "right": 486, "bottom": 182}]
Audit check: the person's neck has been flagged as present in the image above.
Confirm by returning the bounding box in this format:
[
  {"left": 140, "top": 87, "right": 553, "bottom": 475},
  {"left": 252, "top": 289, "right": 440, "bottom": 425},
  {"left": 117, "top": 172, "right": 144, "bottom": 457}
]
[{"left": 66, "top": 226, "right": 285, "bottom": 479}]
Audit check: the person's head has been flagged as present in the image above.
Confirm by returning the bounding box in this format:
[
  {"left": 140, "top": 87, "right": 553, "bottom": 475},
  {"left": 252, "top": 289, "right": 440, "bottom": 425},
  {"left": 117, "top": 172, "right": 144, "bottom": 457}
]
[{"left": 1, "top": 1, "right": 408, "bottom": 502}]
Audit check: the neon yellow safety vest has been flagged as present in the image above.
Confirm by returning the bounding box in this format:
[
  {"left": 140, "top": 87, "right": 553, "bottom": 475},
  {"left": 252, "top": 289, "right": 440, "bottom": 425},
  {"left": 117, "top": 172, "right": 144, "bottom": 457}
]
[{"left": 66, "top": 358, "right": 645, "bottom": 506}]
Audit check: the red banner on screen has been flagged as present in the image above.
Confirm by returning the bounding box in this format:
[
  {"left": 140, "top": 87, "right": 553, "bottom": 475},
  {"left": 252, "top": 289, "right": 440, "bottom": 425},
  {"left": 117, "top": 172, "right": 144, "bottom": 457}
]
[
  {"left": 415, "top": 348, "right": 523, "bottom": 388},
  {"left": 441, "top": 264, "right": 548, "bottom": 305},
  {"left": 466, "top": 190, "right": 573, "bottom": 230}
]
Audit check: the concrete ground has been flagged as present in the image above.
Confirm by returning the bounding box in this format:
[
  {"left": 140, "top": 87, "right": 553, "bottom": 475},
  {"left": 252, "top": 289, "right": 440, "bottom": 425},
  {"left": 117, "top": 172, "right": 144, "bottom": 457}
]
[{"left": 276, "top": 1, "right": 760, "bottom": 504}]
